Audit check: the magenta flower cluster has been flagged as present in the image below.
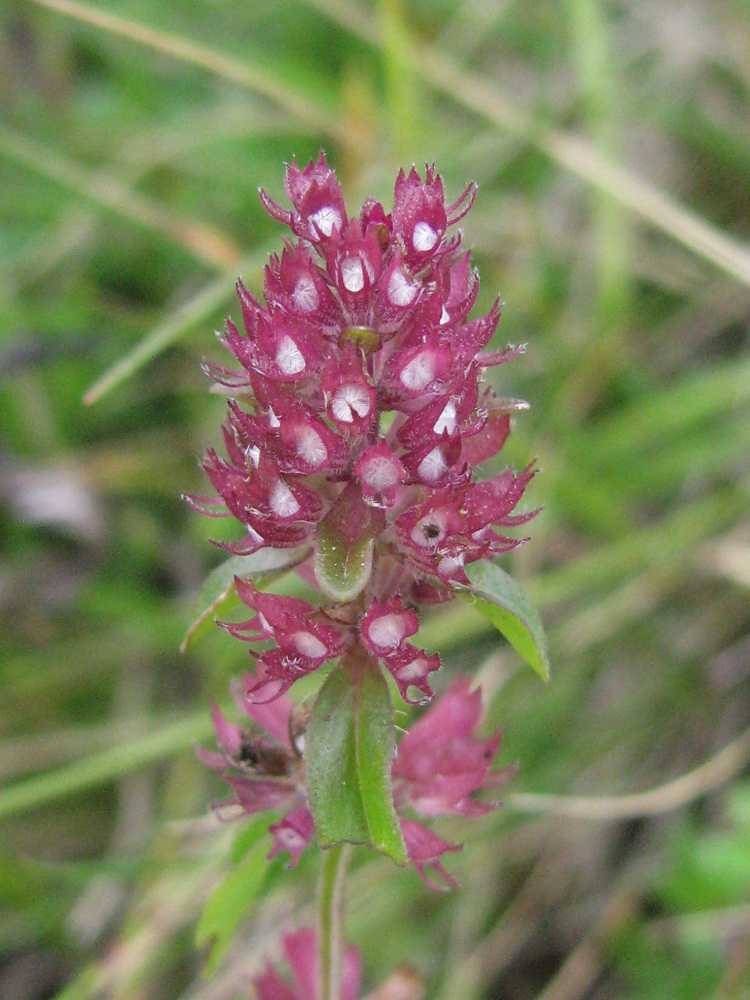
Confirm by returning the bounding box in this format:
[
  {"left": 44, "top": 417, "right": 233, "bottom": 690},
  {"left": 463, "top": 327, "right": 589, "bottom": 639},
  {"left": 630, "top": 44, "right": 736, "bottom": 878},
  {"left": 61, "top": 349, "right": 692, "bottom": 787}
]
[
  {"left": 191, "top": 154, "right": 535, "bottom": 705},
  {"left": 198, "top": 677, "right": 514, "bottom": 890}
]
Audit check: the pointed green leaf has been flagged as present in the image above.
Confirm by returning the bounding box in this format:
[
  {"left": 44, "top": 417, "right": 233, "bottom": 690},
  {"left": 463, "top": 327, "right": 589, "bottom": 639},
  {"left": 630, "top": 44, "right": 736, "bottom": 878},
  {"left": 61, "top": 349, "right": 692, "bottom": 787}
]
[
  {"left": 229, "top": 814, "right": 275, "bottom": 864},
  {"left": 313, "top": 484, "right": 382, "bottom": 603},
  {"left": 306, "top": 659, "right": 407, "bottom": 864},
  {"left": 315, "top": 519, "right": 374, "bottom": 603},
  {"left": 180, "top": 545, "right": 310, "bottom": 652},
  {"left": 356, "top": 666, "right": 406, "bottom": 859},
  {"left": 308, "top": 666, "right": 369, "bottom": 846},
  {"left": 195, "top": 835, "right": 270, "bottom": 977},
  {"left": 463, "top": 561, "right": 550, "bottom": 681}
]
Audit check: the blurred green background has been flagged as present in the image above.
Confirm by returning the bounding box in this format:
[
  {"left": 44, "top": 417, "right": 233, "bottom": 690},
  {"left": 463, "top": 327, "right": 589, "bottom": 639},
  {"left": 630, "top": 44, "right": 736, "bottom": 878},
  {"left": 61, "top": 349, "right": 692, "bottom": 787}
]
[{"left": 1, "top": 0, "right": 750, "bottom": 997}]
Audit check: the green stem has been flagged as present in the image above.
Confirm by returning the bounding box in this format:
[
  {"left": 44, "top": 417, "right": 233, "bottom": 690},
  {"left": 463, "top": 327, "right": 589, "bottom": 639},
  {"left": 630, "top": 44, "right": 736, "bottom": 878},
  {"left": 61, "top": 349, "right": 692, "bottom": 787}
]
[{"left": 318, "top": 843, "right": 351, "bottom": 1000}]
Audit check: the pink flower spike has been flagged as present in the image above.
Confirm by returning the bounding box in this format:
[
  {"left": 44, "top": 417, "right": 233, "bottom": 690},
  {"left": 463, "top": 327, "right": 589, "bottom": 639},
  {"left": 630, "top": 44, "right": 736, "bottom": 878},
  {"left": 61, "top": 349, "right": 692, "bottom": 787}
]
[
  {"left": 268, "top": 806, "right": 315, "bottom": 868},
  {"left": 193, "top": 158, "right": 538, "bottom": 707}
]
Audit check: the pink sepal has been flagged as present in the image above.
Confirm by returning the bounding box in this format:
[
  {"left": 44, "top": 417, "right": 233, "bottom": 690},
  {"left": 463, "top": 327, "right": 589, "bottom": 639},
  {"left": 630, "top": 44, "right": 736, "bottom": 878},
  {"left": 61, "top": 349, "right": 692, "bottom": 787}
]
[{"left": 400, "top": 818, "right": 461, "bottom": 891}]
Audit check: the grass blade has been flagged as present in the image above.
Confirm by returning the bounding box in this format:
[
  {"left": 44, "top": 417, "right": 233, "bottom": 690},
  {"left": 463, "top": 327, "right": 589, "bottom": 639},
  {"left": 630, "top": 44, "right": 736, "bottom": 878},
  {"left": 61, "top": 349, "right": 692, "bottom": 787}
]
[
  {"left": 28, "top": 0, "right": 349, "bottom": 146},
  {"left": 0, "top": 124, "right": 240, "bottom": 269},
  {"left": 82, "top": 250, "right": 266, "bottom": 404},
  {"left": 304, "top": 0, "right": 750, "bottom": 287}
]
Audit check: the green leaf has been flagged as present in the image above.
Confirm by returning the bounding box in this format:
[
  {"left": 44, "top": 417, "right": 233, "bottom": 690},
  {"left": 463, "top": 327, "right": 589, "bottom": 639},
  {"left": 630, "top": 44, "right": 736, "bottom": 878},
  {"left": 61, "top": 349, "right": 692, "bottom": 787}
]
[
  {"left": 180, "top": 545, "right": 310, "bottom": 652},
  {"left": 195, "top": 835, "right": 270, "bottom": 977},
  {"left": 83, "top": 258, "right": 260, "bottom": 405},
  {"left": 313, "top": 482, "right": 380, "bottom": 603},
  {"left": 306, "top": 659, "right": 407, "bottom": 864},
  {"left": 230, "top": 814, "right": 275, "bottom": 864},
  {"left": 315, "top": 518, "right": 374, "bottom": 603},
  {"left": 463, "top": 561, "right": 550, "bottom": 681}
]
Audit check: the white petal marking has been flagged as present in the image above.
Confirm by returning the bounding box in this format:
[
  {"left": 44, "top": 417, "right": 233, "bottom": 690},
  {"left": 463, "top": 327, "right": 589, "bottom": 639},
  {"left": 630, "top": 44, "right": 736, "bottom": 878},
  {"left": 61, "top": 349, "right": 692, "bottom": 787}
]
[
  {"left": 438, "top": 552, "right": 465, "bottom": 577},
  {"left": 341, "top": 257, "right": 365, "bottom": 293},
  {"left": 396, "top": 656, "right": 427, "bottom": 681},
  {"left": 433, "top": 399, "right": 457, "bottom": 435},
  {"left": 257, "top": 612, "right": 272, "bottom": 633},
  {"left": 388, "top": 269, "right": 417, "bottom": 306},
  {"left": 417, "top": 447, "right": 448, "bottom": 483},
  {"left": 412, "top": 221, "right": 438, "bottom": 252},
  {"left": 269, "top": 480, "right": 300, "bottom": 518},
  {"left": 331, "top": 385, "right": 371, "bottom": 423},
  {"left": 363, "top": 456, "right": 399, "bottom": 491},
  {"left": 246, "top": 526, "right": 264, "bottom": 546},
  {"left": 292, "top": 275, "right": 318, "bottom": 313},
  {"left": 276, "top": 335, "right": 306, "bottom": 375},
  {"left": 400, "top": 352, "right": 435, "bottom": 391},
  {"left": 295, "top": 426, "right": 328, "bottom": 467},
  {"left": 368, "top": 614, "right": 406, "bottom": 649},
  {"left": 310, "top": 206, "right": 341, "bottom": 237},
  {"left": 291, "top": 631, "right": 327, "bottom": 658}
]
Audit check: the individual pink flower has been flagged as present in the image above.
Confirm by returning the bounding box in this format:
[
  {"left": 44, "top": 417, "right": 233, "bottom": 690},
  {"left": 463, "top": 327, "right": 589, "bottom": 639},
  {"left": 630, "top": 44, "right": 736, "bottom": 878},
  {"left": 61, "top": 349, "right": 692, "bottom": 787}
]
[
  {"left": 253, "top": 927, "right": 361, "bottom": 1000},
  {"left": 392, "top": 677, "right": 515, "bottom": 890},
  {"left": 220, "top": 578, "right": 346, "bottom": 702},
  {"left": 195, "top": 684, "right": 314, "bottom": 868},
  {"left": 189, "top": 154, "right": 536, "bottom": 704}
]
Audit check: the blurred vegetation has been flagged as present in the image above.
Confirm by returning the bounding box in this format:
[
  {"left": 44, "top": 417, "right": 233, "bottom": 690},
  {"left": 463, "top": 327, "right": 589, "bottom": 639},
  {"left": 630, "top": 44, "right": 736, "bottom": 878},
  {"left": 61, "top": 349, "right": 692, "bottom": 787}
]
[{"left": 1, "top": 0, "right": 749, "bottom": 997}]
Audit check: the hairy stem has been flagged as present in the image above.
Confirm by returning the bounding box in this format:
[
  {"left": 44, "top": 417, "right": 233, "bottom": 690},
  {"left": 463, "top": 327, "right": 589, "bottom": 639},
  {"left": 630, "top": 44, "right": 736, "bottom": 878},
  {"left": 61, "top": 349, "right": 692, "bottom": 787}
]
[{"left": 318, "top": 843, "right": 351, "bottom": 1000}]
